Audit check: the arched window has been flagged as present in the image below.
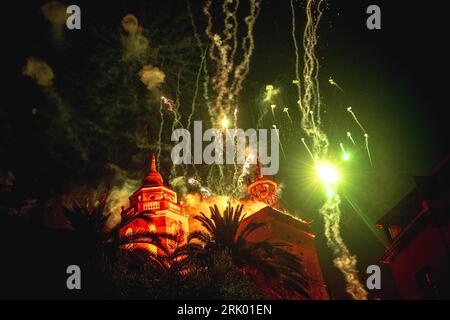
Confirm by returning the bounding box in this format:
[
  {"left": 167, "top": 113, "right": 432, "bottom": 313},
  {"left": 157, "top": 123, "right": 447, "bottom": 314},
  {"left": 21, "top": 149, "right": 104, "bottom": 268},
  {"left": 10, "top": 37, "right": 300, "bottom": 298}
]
[
  {"left": 125, "top": 228, "right": 133, "bottom": 237},
  {"left": 171, "top": 222, "right": 178, "bottom": 235},
  {"left": 149, "top": 224, "right": 156, "bottom": 233}
]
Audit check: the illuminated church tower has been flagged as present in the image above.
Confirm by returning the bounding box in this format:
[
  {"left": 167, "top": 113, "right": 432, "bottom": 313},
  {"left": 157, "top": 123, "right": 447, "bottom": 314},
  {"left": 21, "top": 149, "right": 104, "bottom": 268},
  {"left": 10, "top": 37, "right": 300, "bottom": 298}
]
[
  {"left": 247, "top": 159, "right": 279, "bottom": 209},
  {"left": 243, "top": 159, "right": 329, "bottom": 299},
  {"left": 119, "top": 154, "right": 188, "bottom": 255}
]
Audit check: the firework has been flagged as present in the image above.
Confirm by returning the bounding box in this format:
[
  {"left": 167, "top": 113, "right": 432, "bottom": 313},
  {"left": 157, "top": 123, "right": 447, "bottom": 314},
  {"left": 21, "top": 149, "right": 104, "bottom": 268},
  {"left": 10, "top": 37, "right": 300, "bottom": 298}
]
[
  {"left": 328, "top": 77, "right": 345, "bottom": 93},
  {"left": 283, "top": 107, "right": 293, "bottom": 123},
  {"left": 301, "top": 137, "right": 315, "bottom": 162},
  {"left": 264, "top": 84, "right": 280, "bottom": 102},
  {"left": 347, "top": 107, "right": 373, "bottom": 166},
  {"left": 346, "top": 131, "right": 356, "bottom": 145},
  {"left": 340, "top": 142, "right": 350, "bottom": 161},
  {"left": 291, "top": 0, "right": 367, "bottom": 299}
]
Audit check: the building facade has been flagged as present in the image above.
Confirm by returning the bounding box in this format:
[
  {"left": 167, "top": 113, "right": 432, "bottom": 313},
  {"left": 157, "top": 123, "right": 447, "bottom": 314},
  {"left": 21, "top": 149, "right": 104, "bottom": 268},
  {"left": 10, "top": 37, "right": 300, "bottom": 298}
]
[
  {"left": 119, "top": 154, "right": 188, "bottom": 255},
  {"left": 377, "top": 154, "right": 450, "bottom": 299},
  {"left": 119, "top": 156, "right": 329, "bottom": 299},
  {"left": 243, "top": 161, "right": 329, "bottom": 299}
]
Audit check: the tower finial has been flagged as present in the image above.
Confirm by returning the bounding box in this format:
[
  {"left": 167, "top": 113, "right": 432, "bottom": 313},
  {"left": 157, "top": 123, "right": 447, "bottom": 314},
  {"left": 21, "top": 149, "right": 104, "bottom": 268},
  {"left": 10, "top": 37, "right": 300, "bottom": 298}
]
[
  {"left": 151, "top": 153, "right": 157, "bottom": 172},
  {"left": 143, "top": 153, "right": 163, "bottom": 186}
]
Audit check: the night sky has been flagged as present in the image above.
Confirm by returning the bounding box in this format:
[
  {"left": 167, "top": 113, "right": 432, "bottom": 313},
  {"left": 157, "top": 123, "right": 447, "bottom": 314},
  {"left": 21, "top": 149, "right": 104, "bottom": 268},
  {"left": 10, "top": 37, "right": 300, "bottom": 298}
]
[{"left": 2, "top": 0, "right": 449, "bottom": 299}]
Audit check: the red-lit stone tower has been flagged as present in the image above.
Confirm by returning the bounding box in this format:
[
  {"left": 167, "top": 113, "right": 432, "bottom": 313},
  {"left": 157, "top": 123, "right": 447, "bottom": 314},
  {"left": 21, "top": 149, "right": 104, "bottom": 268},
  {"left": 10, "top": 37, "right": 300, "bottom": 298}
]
[
  {"left": 243, "top": 159, "right": 329, "bottom": 299},
  {"left": 247, "top": 160, "right": 279, "bottom": 209},
  {"left": 119, "top": 154, "right": 188, "bottom": 255}
]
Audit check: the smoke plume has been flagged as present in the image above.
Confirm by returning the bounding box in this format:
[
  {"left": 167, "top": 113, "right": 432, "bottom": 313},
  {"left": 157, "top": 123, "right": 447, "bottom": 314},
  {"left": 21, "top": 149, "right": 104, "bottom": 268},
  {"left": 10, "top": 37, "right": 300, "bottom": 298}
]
[
  {"left": 22, "top": 57, "right": 54, "bottom": 87},
  {"left": 121, "top": 14, "right": 150, "bottom": 61},
  {"left": 41, "top": 1, "right": 68, "bottom": 42},
  {"left": 139, "top": 64, "right": 165, "bottom": 93}
]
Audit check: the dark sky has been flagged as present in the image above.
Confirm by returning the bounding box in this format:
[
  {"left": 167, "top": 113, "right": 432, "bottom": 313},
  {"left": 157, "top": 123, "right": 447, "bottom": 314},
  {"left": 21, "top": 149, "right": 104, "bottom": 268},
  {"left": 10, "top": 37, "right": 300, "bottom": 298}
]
[
  {"left": 272, "top": 1, "right": 449, "bottom": 298},
  {"left": 2, "top": 0, "right": 449, "bottom": 299},
  {"left": 241, "top": 0, "right": 449, "bottom": 298}
]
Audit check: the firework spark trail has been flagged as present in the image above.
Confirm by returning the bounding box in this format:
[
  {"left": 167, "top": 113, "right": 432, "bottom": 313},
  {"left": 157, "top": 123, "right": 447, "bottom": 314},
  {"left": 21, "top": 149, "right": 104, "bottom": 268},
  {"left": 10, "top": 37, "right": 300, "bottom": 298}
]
[
  {"left": 339, "top": 142, "right": 345, "bottom": 153},
  {"left": 364, "top": 133, "right": 373, "bottom": 167},
  {"left": 302, "top": 0, "right": 324, "bottom": 130},
  {"left": 232, "top": 108, "right": 240, "bottom": 189},
  {"left": 230, "top": 0, "right": 261, "bottom": 105},
  {"left": 234, "top": 152, "right": 256, "bottom": 197},
  {"left": 184, "top": 14, "right": 205, "bottom": 179},
  {"left": 301, "top": 137, "right": 315, "bottom": 161},
  {"left": 346, "top": 131, "right": 356, "bottom": 145},
  {"left": 187, "top": 49, "right": 206, "bottom": 179},
  {"left": 347, "top": 107, "right": 366, "bottom": 133},
  {"left": 174, "top": 68, "right": 190, "bottom": 179},
  {"left": 329, "top": 77, "right": 345, "bottom": 93},
  {"left": 187, "top": 1, "right": 214, "bottom": 125},
  {"left": 272, "top": 125, "right": 286, "bottom": 160},
  {"left": 257, "top": 85, "right": 278, "bottom": 128},
  {"left": 203, "top": 0, "right": 232, "bottom": 192},
  {"left": 292, "top": 0, "right": 328, "bottom": 157},
  {"left": 202, "top": 0, "right": 261, "bottom": 194},
  {"left": 188, "top": 46, "right": 206, "bottom": 131},
  {"left": 157, "top": 98, "right": 165, "bottom": 167},
  {"left": 291, "top": 0, "right": 368, "bottom": 299},
  {"left": 161, "top": 71, "right": 185, "bottom": 179},
  {"left": 347, "top": 106, "right": 373, "bottom": 166},
  {"left": 270, "top": 104, "right": 276, "bottom": 118},
  {"left": 257, "top": 105, "right": 270, "bottom": 129},
  {"left": 290, "top": 0, "right": 303, "bottom": 112},
  {"left": 203, "top": 0, "right": 233, "bottom": 116},
  {"left": 283, "top": 107, "right": 293, "bottom": 123},
  {"left": 161, "top": 96, "right": 182, "bottom": 128},
  {"left": 320, "top": 195, "right": 368, "bottom": 300}
]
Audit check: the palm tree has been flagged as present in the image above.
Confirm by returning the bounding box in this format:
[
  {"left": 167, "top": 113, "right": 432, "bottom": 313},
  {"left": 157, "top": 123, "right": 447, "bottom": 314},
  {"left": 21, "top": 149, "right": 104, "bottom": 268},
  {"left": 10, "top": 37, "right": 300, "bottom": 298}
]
[
  {"left": 62, "top": 193, "right": 113, "bottom": 255},
  {"left": 184, "top": 203, "right": 310, "bottom": 299},
  {"left": 119, "top": 228, "right": 179, "bottom": 269}
]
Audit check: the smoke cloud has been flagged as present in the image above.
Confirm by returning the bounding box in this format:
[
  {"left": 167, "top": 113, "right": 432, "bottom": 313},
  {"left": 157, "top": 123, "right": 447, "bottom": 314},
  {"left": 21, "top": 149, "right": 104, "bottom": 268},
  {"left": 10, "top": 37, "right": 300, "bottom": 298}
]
[
  {"left": 320, "top": 195, "right": 368, "bottom": 300},
  {"left": 103, "top": 164, "right": 140, "bottom": 229},
  {"left": 22, "top": 57, "right": 54, "bottom": 87},
  {"left": 121, "top": 14, "right": 140, "bottom": 35},
  {"left": 139, "top": 64, "right": 165, "bottom": 93},
  {"left": 22, "top": 56, "right": 90, "bottom": 162},
  {"left": 41, "top": 1, "right": 68, "bottom": 42},
  {"left": 121, "top": 14, "right": 150, "bottom": 61},
  {"left": 106, "top": 178, "right": 140, "bottom": 229},
  {"left": 181, "top": 193, "right": 268, "bottom": 233}
]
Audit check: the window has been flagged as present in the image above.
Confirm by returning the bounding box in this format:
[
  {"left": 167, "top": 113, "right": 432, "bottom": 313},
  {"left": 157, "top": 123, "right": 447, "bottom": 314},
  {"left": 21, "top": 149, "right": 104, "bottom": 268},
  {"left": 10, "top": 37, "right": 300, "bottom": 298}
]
[
  {"left": 171, "top": 222, "right": 178, "bottom": 234},
  {"left": 125, "top": 228, "right": 133, "bottom": 237}
]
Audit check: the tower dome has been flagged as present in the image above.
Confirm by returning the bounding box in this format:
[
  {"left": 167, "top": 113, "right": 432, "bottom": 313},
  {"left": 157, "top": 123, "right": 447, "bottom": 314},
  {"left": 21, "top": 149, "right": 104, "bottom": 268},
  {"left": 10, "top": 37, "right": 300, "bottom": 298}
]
[{"left": 143, "top": 154, "right": 164, "bottom": 186}]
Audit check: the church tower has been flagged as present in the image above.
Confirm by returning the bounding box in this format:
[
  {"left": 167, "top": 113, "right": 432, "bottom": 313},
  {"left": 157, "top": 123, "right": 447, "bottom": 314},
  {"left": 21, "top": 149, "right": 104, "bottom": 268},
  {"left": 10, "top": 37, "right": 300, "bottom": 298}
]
[
  {"left": 119, "top": 154, "right": 188, "bottom": 255},
  {"left": 247, "top": 159, "right": 279, "bottom": 208},
  {"left": 243, "top": 160, "right": 329, "bottom": 299}
]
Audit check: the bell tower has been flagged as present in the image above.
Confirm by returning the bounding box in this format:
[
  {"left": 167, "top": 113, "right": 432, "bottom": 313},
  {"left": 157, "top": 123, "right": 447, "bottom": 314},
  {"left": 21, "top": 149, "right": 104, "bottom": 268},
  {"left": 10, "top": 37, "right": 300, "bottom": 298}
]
[
  {"left": 247, "top": 159, "right": 279, "bottom": 208},
  {"left": 119, "top": 154, "right": 188, "bottom": 255}
]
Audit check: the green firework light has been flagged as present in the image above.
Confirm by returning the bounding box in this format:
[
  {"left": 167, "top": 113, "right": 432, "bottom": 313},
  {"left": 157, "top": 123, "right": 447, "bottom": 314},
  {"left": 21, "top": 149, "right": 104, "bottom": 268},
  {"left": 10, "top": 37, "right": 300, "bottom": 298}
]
[{"left": 291, "top": 0, "right": 368, "bottom": 299}]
